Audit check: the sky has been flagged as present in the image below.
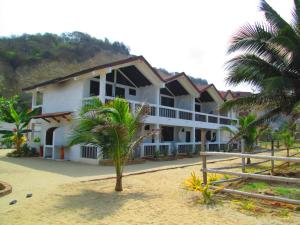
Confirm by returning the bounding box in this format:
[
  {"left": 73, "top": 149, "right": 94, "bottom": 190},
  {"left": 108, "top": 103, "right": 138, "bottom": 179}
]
[{"left": 0, "top": 0, "right": 294, "bottom": 91}]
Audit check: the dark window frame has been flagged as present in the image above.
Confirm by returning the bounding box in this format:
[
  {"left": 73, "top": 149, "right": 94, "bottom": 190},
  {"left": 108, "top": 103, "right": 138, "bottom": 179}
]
[
  {"left": 106, "top": 84, "right": 113, "bottom": 97},
  {"left": 89, "top": 80, "right": 100, "bottom": 96},
  {"left": 129, "top": 88, "right": 136, "bottom": 96},
  {"left": 161, "top": 96, "right": 175, "bottom": 107},
  {"left": 115, "top": 86, "right": 125, "bottom": 98}
]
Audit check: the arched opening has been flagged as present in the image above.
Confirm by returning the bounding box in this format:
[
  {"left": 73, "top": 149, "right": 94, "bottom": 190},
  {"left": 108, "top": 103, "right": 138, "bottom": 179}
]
[{"left": 46, "top": 127, "right": 57, "bottom": 145}]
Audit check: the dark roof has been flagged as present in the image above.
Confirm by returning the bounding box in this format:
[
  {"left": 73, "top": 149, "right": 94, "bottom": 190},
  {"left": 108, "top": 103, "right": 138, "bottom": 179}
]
[
  {"left": 219, "top": 90, "right": 252, "bottom": 99},
  {"left": 23, "top": 56, "right": 164, "bottom": 91},
  {"left": 164, "top": 72, "right": 201, "bottom": 95},
  {"left": 196, "top": 84, "right": 224, "bottom": 101}
]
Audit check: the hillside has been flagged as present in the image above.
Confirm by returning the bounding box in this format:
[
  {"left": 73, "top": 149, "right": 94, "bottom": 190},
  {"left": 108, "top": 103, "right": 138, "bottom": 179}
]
[{"left": 0, "top": 32, "right": 207, "bottom": 99}]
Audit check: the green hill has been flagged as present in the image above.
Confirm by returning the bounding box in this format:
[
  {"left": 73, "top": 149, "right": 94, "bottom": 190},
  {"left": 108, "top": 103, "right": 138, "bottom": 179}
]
[{"left": 0, "top": 32, "right": 207, "bottom": 100}]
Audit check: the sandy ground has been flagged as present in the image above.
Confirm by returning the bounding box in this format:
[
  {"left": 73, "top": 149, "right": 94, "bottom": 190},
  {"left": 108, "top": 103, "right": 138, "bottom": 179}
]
[{"left": 0, "top": 149, "right": 300, "bottom": 225}]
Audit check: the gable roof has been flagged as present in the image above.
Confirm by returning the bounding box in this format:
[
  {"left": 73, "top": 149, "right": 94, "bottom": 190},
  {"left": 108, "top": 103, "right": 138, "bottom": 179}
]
[
  {"left": 163, "top": 73, "right": 201, "bottom": 97},
  {"left": 196, "top": 84, "right": 224, "bottom": 103},
  {"left": 23, "top": 56, "right": 164, "bottom": 91},
  {"left": 219, "top": 90, "right": 252, "bottom": 100}
]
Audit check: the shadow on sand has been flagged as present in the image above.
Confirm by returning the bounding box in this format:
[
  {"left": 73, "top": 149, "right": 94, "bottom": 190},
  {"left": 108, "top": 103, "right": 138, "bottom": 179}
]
[
  {"left": 0, "top": 155, "right": 110, "bottom": 178},
  {"left": 55, "top": 188, "right": 158, "bottom": 220}
]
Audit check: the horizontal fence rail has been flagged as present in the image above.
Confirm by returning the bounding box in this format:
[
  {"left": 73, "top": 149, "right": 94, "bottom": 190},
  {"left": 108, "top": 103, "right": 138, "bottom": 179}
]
[
  {"left": 200, "top": 152, "right": 300, "bottom": 163},
  {"left": 201, "top": 148, "right": 300, "bottom": 205}
]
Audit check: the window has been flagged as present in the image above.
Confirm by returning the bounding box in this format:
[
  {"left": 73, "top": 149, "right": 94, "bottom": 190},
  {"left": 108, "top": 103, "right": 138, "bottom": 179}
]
[
  {"left": 195, "top": 129, "right": 201, "bottom": 142},
  {"left": 115, "top": 87, "right": 125, "bottom": 98},
  {"left": 129, "top": 88, "right": 136, "bottom": 96},
  {"left": 195, "top": 104, "right": 201, "bottom": 112},
  {"left": 106, "top": 72, "right": 114, "bottom": 82},
  {"left": 161, "top": 96, "right": 174, "bottom": 107},
  {"left": 81, "top": 146, "right": 98, "bottom": 159},
  {"left": 186, "top": 131, "right": 191, "bottom": 142},
  {"left": 161, "top": 126, "right": 174, "bottom": 142},
  {"left": 106, "top": 84, "right": 113, "bottom": 97},
  {"left": 144, "top": 125, "right": 150, "bottom": 130},
  {"left": 89, "top": 80, "right": 99, "bottom": 96},
  {"left": 36, "top": 92, "right": 43, "bottom": 106}
]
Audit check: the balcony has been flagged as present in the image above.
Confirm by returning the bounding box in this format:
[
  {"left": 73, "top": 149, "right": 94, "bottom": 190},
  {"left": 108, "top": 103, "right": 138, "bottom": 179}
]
[{"left": 82, "top": 96, "right": 238, "bottom": 126}]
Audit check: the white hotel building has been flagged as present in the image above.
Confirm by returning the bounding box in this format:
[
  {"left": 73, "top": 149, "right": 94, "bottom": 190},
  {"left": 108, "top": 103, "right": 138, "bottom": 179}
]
[{"left": 24, "top": 56, "right": 238, "bottom": 164}]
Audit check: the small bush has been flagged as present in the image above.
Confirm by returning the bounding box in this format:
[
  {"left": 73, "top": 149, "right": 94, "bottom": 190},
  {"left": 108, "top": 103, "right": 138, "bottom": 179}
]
[
  {"left": 7, "top": 144, "right": 38, "bottom": 157},
  {"left": 153, "top": 150, "right": 160, "bottom": 159},
  {"left": 183, "top": 171, "right": 223, "bottom": 205}
]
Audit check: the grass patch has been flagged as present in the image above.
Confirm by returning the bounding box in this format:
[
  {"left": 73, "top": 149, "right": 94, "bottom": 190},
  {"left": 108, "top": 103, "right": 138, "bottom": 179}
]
[
  {"left": 273, "top": 187, "right": 300, "bottom": 200},
  {"left": 240, "top": 182, "right": 269, "bottom": 192}
]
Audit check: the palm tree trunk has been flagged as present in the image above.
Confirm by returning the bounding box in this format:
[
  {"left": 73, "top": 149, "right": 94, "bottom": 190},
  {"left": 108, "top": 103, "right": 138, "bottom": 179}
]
[
  {"left": 115, "top": 172, "right": 123, "bottom": 192},
  {"left": 114, "top": 156, "right": 123, "bottom": 192},
  {"left": 16, "top": 138, "right": 21, "bottom": 155}
]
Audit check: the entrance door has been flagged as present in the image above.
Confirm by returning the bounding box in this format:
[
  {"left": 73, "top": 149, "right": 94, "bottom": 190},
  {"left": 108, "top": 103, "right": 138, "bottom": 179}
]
[
  {"left": 161, "top": 126, "right": 174, "bottom": 142},
  {"left": 186, "top": 131, "right": 191, "bottom": 142},
  {"left": 44, "top": 127, "right": 57, "bottom": 158}
]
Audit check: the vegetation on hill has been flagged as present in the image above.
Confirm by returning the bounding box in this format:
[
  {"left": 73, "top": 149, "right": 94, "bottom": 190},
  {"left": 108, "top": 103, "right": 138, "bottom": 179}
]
[
  {"left": 0, "top": 31, "right": 208, "bottom": 100},
  {"left": 0, "top": 32, "right": 130, "bottom": 98}
]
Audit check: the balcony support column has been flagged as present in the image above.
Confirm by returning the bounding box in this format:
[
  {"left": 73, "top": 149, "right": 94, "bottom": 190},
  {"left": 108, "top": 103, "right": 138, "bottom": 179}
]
[
  {"left": 217, "top": 129, "right": 221, "bottom": 151},
  {"left": 201, "top": 129, "right": 206, "bottom": 152},
  {"left": 154, "top": 123, "right": 160, "bottom": 153},
  {"left": 191, "top": 127, "right": 195, "bottom": 152},
  {"left": 155, "top": 86, "right": 160, "bottom": 116},
  {"left": 99, "top": 72, "right": 106, "bottom": 103}
]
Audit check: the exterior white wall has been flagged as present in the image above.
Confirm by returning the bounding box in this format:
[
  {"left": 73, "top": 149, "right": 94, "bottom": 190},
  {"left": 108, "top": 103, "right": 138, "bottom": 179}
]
[
  {"left": 201, "top": 102, "right": 218, "bottom": 114},
  {"left": 220, "top": 130, "right": 232, "bottom": 142},
  {"left": 138, "top": 85, "right": 159, "bottom": 104},
  {"left": 175, "top": 95, "right": 193, "bottom": 110},
  {"left": 42, "top": 79, "right": 84, "bottom": 114}
]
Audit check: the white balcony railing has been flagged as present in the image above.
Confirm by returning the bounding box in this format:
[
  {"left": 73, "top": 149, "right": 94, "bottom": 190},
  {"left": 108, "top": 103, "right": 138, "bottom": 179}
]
[
  {"left": 82, "top": 96, "right": 238, "bottom": 125},
  {"left": 140, "top": 142, "right": 239, "bottom": 157}
]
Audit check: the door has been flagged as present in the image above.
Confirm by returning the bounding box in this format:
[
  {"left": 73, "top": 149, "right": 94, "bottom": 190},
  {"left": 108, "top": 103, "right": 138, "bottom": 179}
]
[{"left": 186, "top": 131, "right": 191, "bottom": 142}]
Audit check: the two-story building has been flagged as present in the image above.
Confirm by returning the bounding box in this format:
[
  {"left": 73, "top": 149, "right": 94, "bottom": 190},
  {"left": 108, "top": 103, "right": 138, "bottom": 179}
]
[{"left": 23, "top": 56, "right": 238, "bottom": 164}]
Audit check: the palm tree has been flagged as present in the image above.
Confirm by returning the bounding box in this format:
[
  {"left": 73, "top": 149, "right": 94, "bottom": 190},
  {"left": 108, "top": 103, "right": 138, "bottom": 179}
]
[
  {"left": 69, "top": 98, "right": 152, "bottom": 191},
  {"left": 0, "top": 96, "right": 39, "bottom": 154},
  {"left": 222, "top": 0, "right": 300, "bottom": 125},
  {"left": 222, "top": 114, "right": 258, "bottom": 164},
  {"left": 278, "top": 122, "right": 295, "bottom": 158}
]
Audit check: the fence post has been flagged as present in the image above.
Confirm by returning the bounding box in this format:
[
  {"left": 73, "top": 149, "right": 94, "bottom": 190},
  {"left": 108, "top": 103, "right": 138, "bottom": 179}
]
[
  {"left": 201, "top": 129, "right": 207, "bottom": 185},
  {"left": 202, "top": 154, "right": 207, "bottom": 185},
  {"left": 287, "top": 146, "right": 290, "bottom": 167},
  {"left": 241, "top": 139, "right": 245, "bottom": 173},
  {"left": 271, "top": 140, "right": 274, "bottom": 174}
]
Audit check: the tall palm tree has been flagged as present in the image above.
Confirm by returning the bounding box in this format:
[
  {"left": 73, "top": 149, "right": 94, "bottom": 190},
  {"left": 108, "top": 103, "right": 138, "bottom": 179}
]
[
  {"left": 222, "top": 114, "right": 259, "bottom": 164},
  {"left": 0, "top": 96, "right": 39, "bottom": 154},
  {"left": 69, "top": 98, "right": 152, "bottom": 192},
  {"left": 222, "top": 0, "right": 300, "bottom": 125}
]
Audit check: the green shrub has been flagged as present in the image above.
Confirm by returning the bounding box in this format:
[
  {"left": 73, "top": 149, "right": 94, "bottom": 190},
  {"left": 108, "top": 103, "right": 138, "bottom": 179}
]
[
  {"left": 7, "top": 143, "right": 38, "bottom": 157},
  {"left": 153, "top": 150, "right": 160, "bottom": 159}
]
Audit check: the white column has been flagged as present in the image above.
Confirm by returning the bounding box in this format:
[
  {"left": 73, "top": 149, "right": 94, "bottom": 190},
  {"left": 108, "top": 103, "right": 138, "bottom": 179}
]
[
  {"left": 217, "top": 129, "right": 221, "bottom": 151},
  {"left": 32, "top": 92, "right": 36, "bottom": 109},
  {"left": 99, "top": 73, "right": 106, "bottom": 103},
  {"left": 155, "top": 86, "right": 160, "bottom": 116},
  {"left": 191, "top": 127, "right": 195, "bottom": 151},
  {"left": 155, "top": 123, "right": 160, "bottom": 153},
  {"left": 191, "top": 97, "right": 195, "bottom": 121}
]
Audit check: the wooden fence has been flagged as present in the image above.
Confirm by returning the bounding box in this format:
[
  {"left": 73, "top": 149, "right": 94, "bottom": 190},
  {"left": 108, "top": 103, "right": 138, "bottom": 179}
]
[{"left": 200, "top": 145, "right": 300, "bottom": 205}]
